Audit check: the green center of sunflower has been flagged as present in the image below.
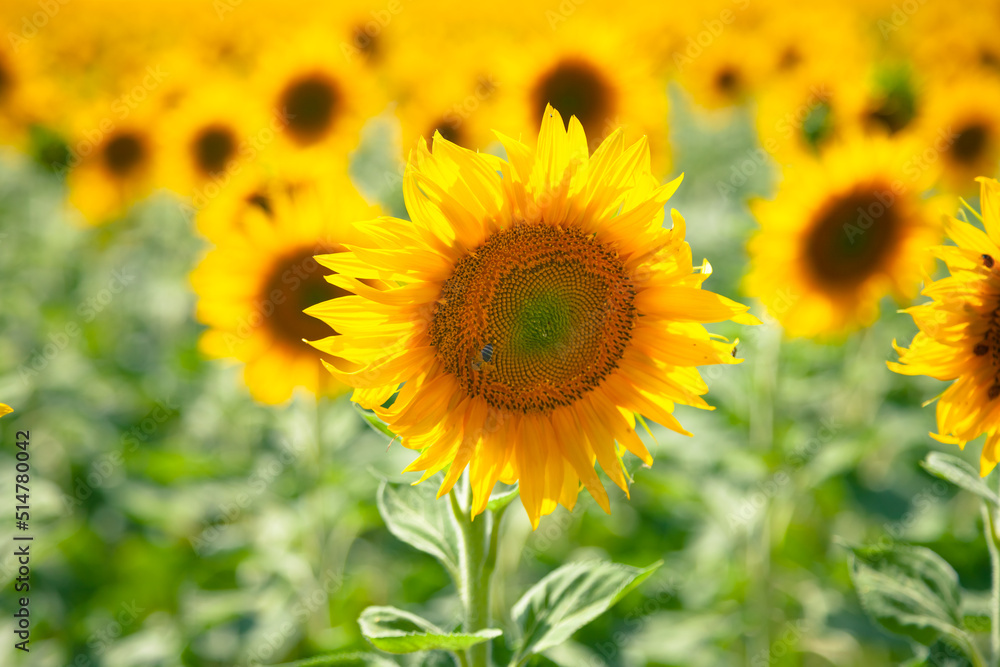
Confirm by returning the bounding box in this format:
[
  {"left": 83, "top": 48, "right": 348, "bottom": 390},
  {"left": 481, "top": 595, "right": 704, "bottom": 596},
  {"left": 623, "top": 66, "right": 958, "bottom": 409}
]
[
  {"left": 193, "top": 124, "right": 237, "bottom": 176},
  {"left": 804, "top": 185, "right": 901, "bottom": 290},
  {"left": 533, "top": 58, "right": 614, "bottom": 139},
  {"left": 263, "top": 247, "right": 345, "bottom": 348},
  {"left": 279, "top": 73, "right": 342, "bottom": 145},
  {"left": 431, "top": 223, "right": 636, "bottom": 413},
  {"left": 951, "top": 123, "right": 989, "bottom": 164},
  {"left": 103, "top": 132, "right": 146, "bottom": 177}
]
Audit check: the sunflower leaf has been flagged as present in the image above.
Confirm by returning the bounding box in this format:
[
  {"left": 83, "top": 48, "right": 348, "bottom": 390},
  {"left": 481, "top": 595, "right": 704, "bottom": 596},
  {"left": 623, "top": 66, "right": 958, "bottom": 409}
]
[
  {"left": 354, "top": 404, "right": 397, "bottom": 441},
  {"left": 848, "top": 544, "right": 966, "bottom": 647},
  {"left": 270, "top": 650, "right": 400, "bottom": 666},
  {"left": 510, "top": 560, "right": 662, "bottom": 660},
  {"left": 921, "top": 453, "right": 997, "bottom": 506},
  {"left": 377, "top": 479, "right": 461, "bottom": 580},
  {"left": 487, "top": 485, "right": 520, "bottom": 513},
  {"left": 358, "top": 606, "right": 502, "bottom": 654}
]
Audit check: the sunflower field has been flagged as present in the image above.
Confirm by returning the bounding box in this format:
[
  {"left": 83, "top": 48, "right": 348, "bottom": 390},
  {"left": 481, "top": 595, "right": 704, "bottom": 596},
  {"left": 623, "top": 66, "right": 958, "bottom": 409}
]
[{"left": 6, "top": 1, "right": 1000, "bottom": 666}]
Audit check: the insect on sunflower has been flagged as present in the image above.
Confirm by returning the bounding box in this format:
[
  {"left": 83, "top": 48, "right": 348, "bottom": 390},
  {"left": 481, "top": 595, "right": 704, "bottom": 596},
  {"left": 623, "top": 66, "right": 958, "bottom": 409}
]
[{"left": 309, "top": 106, "right": 757, "bottom": 527}]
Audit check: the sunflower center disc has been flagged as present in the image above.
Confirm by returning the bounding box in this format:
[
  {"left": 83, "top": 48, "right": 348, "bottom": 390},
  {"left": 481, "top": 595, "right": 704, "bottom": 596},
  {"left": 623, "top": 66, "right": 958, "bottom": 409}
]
[
  {"left": 263, "top": 247, "right": 343, "bottom": 348},
  {"left": 952, "top": 123, "right": 988, "bottom": 164},
  {"left": 103, "top": 132, "right": 146, "bottom": 176},
  {"left": 804, "top": 185, "right": 900, "bottom": 290},
  {"left": 194, "top": 124, "right": 237, "bottom": 176},
  {"left": 280, "top": 73, "right": 341, "bottom": 145},
  {"left": 431, "top": 223, "right": 636, "bottom": 413}
]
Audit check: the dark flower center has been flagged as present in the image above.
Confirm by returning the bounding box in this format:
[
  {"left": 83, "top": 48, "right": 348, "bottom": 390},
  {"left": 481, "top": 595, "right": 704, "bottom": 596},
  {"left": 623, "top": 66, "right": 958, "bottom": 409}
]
[
  {"left": 279, "top": 73, "right": 342, "bottom": 145},
  {"left": 533, "top": 58, "right": 615, "bottom": 138}
]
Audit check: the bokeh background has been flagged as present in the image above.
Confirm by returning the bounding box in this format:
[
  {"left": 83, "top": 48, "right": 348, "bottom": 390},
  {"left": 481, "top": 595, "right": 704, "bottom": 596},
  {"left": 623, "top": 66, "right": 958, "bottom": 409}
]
[{"left": 1, "top": 0, "right": 1000, "bottom": 665}]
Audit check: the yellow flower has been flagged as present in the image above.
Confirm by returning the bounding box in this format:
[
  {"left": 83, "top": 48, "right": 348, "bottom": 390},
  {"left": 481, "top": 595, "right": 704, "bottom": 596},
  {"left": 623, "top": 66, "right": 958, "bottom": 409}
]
[
  {"left": 252, "top": 27, "right": 385, "bottom": 176},
  {"left": 160, "top": 76, "right": 268, "bottom": 199},
  {"left": 0, "top": 404, "right": 11, "bottom": 418},
  {"left": 746, "top": 134, "right": 946, "bottom": 338},
  {"left": 673, "top": 29, "right": 767, "bottom": 112},
  {"left": 64, "top": 100, "right": 164, "bottom": 225},
  {"left": 912, "top": 76, "right": 1000, "bottom": 195},
  {"left": 488, "top": 18, "right": 670, "bottom": 175},
  {"left": 889, "top": 177, "right": 1000, "bottom": 475},
  {"left": 190, "top": 170, "right": 380, "bottom": 404},
  {"left": 309, "top": 106, "right": 756, "bottom": 528}
]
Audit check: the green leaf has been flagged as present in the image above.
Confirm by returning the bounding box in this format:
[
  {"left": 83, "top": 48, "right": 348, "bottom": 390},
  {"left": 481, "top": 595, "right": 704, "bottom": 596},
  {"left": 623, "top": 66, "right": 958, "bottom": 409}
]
[
  {"left": 354, "top": 404, "right": 397, "bottom": 441},
  {"left": 271, "top": 650, "right": 399, "bottom": 666},
  {"left": 377, "top": 479, "right": 461, "bottom": 579},
  {"left": 848, "top": 544, "right": 965, "bottom": 646},
  {"left": 487, "top": 485, "right": 520, "bottom": 513},
  {"left": 960, "top": 589, "right": 991, "bottom": 633},
  {"left": 921, "top": 453, "right": 997, "bottom": 506},
  {"left": 511, "top": 560, "right": 662, "bottom": 660},
  {"left": 923, "top": 636, "right": 977, "bottom": 666},
  {"left": 359, "top": 606, "right": 502, "bottom": 654}
]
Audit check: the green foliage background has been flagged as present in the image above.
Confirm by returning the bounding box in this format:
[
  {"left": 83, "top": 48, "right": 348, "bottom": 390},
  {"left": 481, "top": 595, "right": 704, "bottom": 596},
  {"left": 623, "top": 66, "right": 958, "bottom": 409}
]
[{"left": 0, "top": 90, "right": 992, "bottom": 667}]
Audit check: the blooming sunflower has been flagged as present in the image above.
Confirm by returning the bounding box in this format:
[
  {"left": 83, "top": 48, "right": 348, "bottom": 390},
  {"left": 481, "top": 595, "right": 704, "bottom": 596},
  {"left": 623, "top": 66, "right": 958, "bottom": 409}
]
[
  {"left": 253, "top": 27, "right": 384, "bottom": 175},
  {"left": 489, "top": 19, "right": 670, "bottom": 174},
  {"left": 746, "top": 134, "right": 946, "bottom": 338},
  {"left": 309, "top": 106, "right": 756, "bottom": 527},
  {"left": 912, "top": 77, "right": 1000, "bottom": 195},
  {"left": 160, "top": 77, "right": 267, "bottom": 199},
  {"left": 64, "top": 101, "right": 164, "bottom": 225},
  {"left": 190, "top": 171, "right": 380, "bottom": 404},
  {"left": 889, "top": 177, "right": 1000, "bottom": 475}
]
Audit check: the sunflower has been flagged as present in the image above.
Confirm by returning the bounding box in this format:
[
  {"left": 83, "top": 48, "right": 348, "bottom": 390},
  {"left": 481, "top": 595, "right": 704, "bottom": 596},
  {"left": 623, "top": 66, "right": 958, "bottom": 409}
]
[
  {"left": 745, "top": 134, "right": 946, "bottom": 338},
  {"left": 889, "top": 177, "right": 1000, "bottom": 475},
  {"left": 856, "top": 64, "right": 921, "bottom": 138},
  {"left": 0, "top": 19, "right": 55, "bottom": 148},
  {"left": 394, "top": 53, "right": 501, "bottom": 154},
  {"left": 190, "top": 171, "right": 380, "bottom": 404},
  {"left": 488, "top": 19, "right": 670, "bottom": 174},
  {"left": 160, "top": 77, "right": 268, "bottom": 199},
  {"left": 64, "top": 100, "right": 164, "bottom": 225},
  {"left": 253, "top": 27, "right": 385, "bottom": 174},
  {"left": 673, "top": 28, "right": 768, "bottom": 113},
  {"left": 755, "top": 65, "right": 867, "bottom": 166},
  {"left": 912, "top": 77, "right": 1000, "bottom": 195},
  {"left": 308, "top": 106, "right": 756, "bottom": 527}
]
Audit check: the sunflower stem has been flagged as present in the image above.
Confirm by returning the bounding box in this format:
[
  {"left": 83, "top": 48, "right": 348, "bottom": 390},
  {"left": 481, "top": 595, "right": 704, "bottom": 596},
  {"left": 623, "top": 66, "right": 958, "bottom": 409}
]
[
  {"left": 988, "top": 475, "right": 1000, "bottom": 664},
  {"left": 451, "top": 485, "right": 493, "bottom": 667}
]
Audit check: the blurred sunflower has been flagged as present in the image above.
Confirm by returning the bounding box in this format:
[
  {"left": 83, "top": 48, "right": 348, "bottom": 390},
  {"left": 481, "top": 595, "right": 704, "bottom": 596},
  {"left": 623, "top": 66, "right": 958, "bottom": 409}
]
[
  {"left": 64, "top": 102, "right": 163, "bottom": 225},
  {"left": 255, "top": 28, "right": 384, "bottom": 173},
  {"left": 0, "top": 25, "right": 55, "bottom": 147},
  {"left": 395, "top": 60, "right": 500, "bottom": 153},
  {"left": 856, "top": 65, "right": 920, "bottom": 138},
  {"left": 310, "top": 106, "right": 755, "bottom": 527},
  {"left": 193, "top": 166, "right": 285, "bottom": 239},
  {"left": 161, "top": 79, "right": 267, "bottom": 199},
  {"left": 913, "top": 77, "right": 1000, "bottom": 194},
  {"left": 746, "top": 134, "right": 945, "bottom": 337},
  {"left": 674, "top": 29, "right": 767, "bottom": 112},
  {"left": 889, "top": 177, "right": 1000, "bottom": 475},
  {"left": 191, "top": 172, "right": 380, "bottom": 404},
  {"left": 756, "top": 67, "right": 866, "bottom": 165},
  {"left": 490, "top": 20, "right": 669, "bottom": 173}
]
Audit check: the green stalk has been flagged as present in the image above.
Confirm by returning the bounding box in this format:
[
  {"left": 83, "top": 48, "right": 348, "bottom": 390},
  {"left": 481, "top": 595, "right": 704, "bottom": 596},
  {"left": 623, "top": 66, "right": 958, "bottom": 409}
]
[
  {"left": 451, "top": 487, "right": 492, "bottom": 667},
  {"left": 988, "top": 475, "right": 1000, "bottom": 664}
]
